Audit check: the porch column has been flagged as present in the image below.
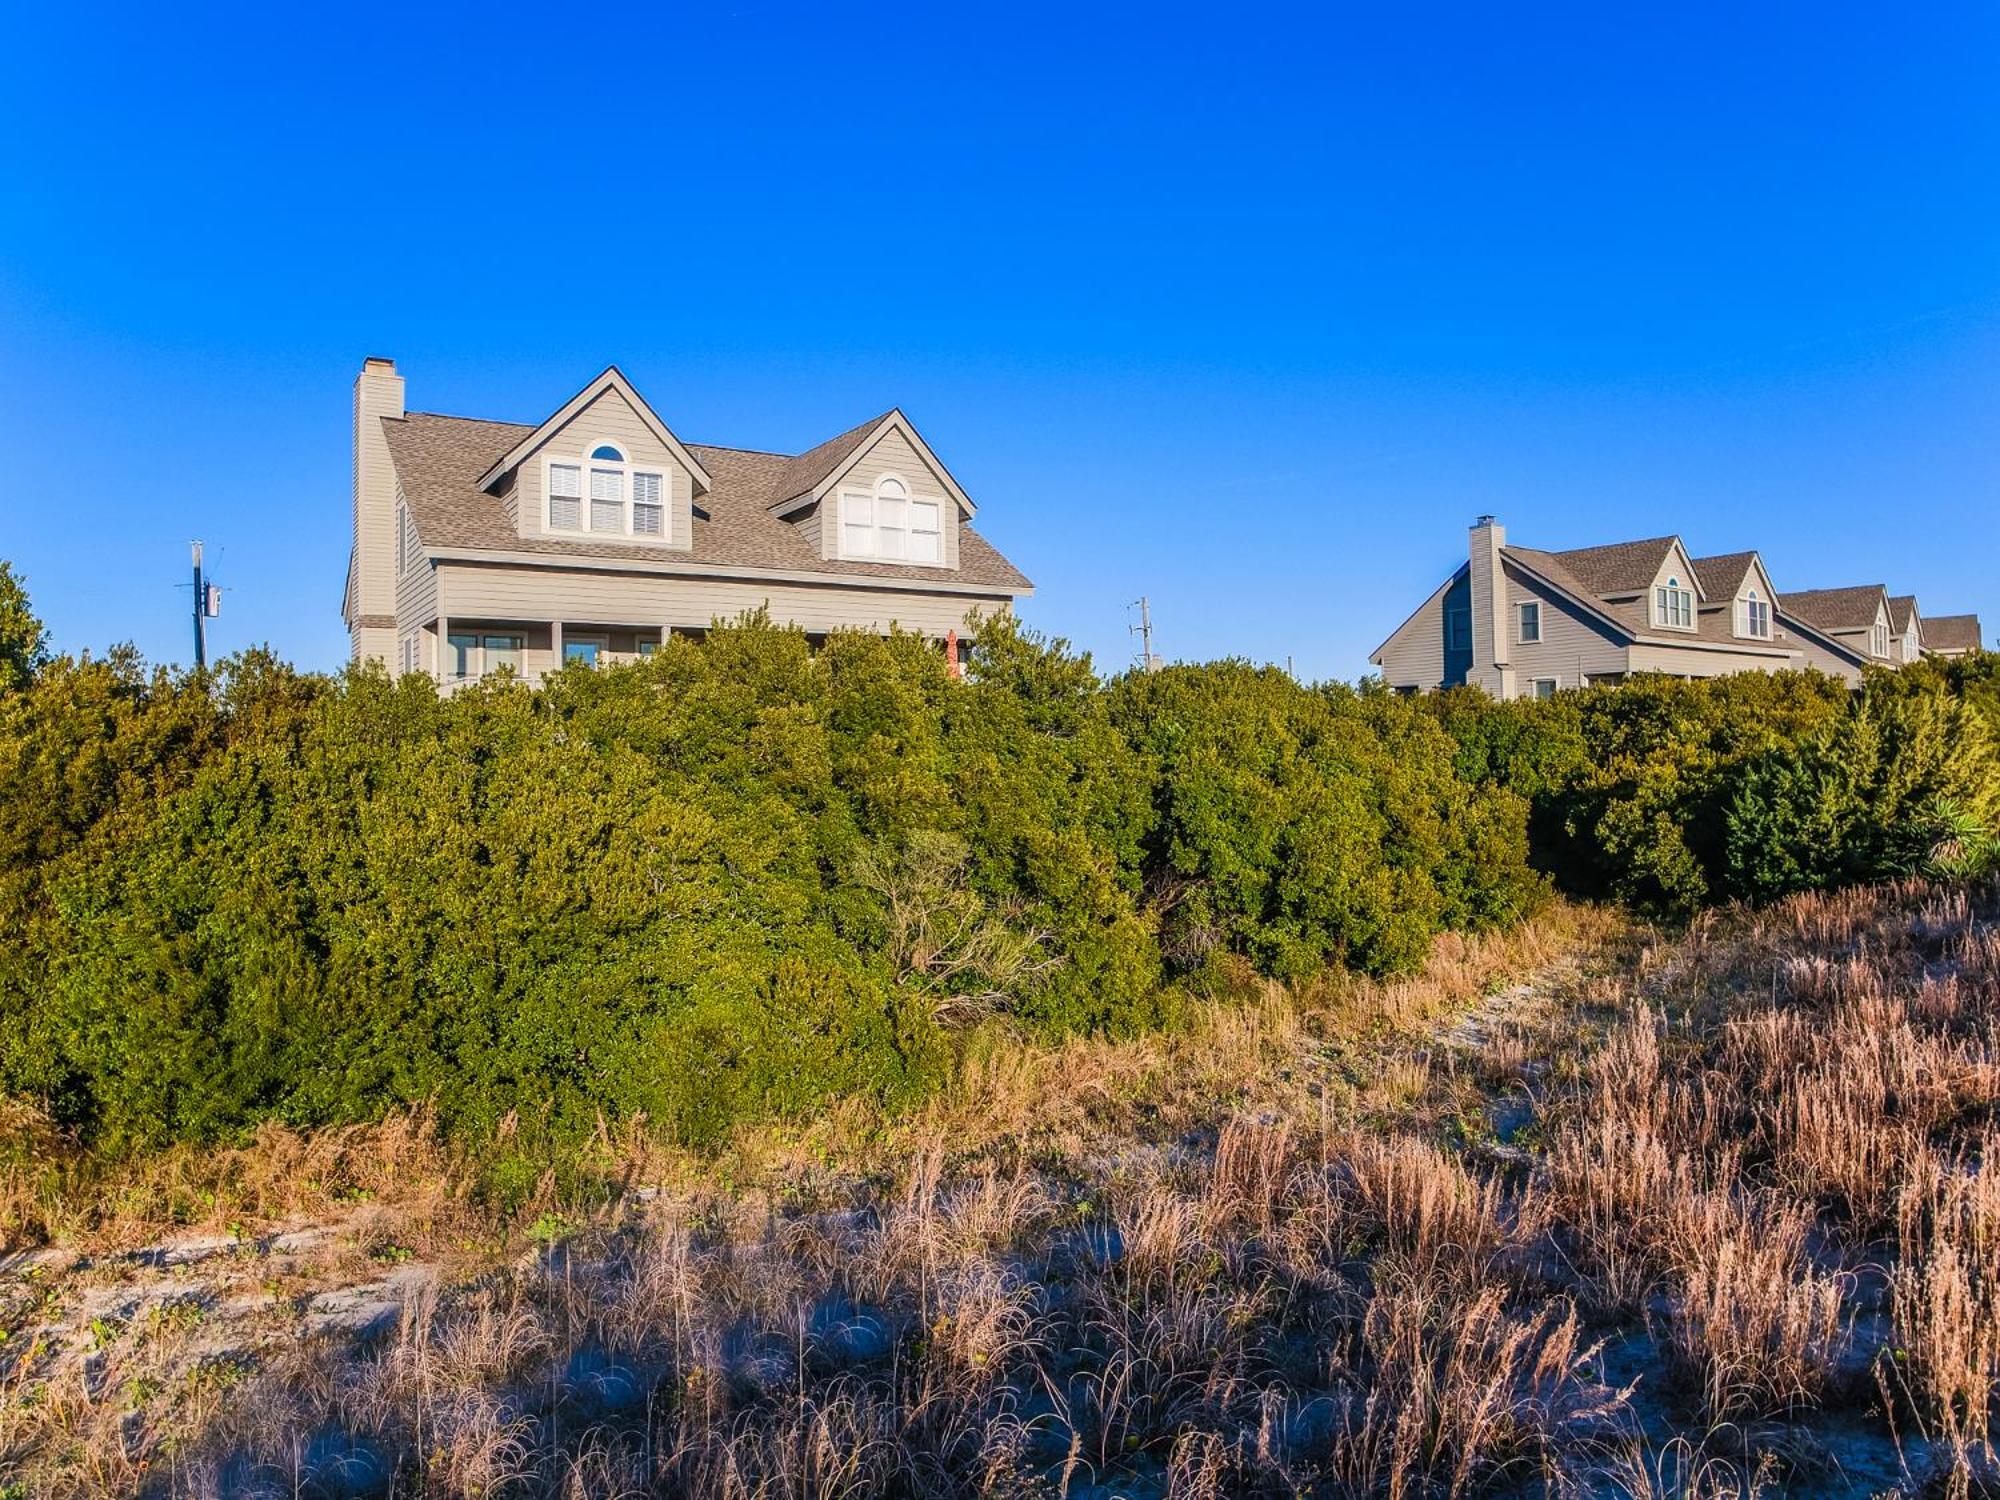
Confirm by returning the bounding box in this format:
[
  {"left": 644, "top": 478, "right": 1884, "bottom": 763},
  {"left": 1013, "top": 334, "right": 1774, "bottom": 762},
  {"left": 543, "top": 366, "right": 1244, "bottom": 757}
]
[
  {"left": 551, "top": 619, "right": 563, "bottom": 678},
  {"left": 437, "top": 614, "right": 450, "bottom": 686}
]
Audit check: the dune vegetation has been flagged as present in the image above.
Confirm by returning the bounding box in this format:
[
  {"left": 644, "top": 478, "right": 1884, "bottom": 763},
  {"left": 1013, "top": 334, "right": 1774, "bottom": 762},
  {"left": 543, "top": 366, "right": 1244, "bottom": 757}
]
[{"left": 3, "top": 558, "right": 2000, "bottom": 1494}]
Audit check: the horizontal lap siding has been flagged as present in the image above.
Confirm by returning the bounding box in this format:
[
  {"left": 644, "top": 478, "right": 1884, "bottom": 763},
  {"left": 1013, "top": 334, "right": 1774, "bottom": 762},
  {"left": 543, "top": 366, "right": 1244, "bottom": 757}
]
[
  {"left": 1375, "top": 581, "right": 1451, "bottom": 689},
  {"left": 1627, "top": 643, "right": 1799, "bottom": 677},
  {"left": 437, "top": 562, "right": 1011, "bottom": 639},
  {"left": 516, "top": 389, "right": 695, "bottom": 550},
  {"left": 1503, "top": 562, "right": 1628, "bottom": 691}
]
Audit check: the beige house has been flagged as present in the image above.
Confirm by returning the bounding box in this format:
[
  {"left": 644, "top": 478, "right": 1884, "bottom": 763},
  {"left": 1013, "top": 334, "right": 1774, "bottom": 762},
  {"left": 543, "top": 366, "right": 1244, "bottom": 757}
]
[
  {"left": 343, "top": 359, "right": 1032, "bottom": 684},
  {"left": 1372, "top": 516, "right": 1979, "bottom": 699}
]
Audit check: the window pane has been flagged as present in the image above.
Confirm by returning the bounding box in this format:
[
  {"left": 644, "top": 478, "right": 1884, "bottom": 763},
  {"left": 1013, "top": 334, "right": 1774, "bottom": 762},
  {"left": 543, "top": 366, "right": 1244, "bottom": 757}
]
[
  {"left": 842, "top": 492, "right": 873, "bottom": 555},
  {"left": 564, "top": 640, "right": 602, "bottom": 667},
  {"left": 591, "top": 444, "right": 623, "bottom": 460},
  {"left": 448, "top": 633, "right": 478, "bottom": 679},
  {"left": 484, "top": 635, "right": 522, "bottom": 673},
  {"left": 632, "top": 472, "right": 664, "bottom": 536},
  {"left": 910, "top": 528, "right": 940, "bottom": 563},
  {"left": 877, "top": 476, "right": 908, "bottom": 499},
  {"left": 590, "top": 469, "right": 624, "bottom": 531},
  {"left": 549, "top": 464, "right": 582, "bottom": 529}
]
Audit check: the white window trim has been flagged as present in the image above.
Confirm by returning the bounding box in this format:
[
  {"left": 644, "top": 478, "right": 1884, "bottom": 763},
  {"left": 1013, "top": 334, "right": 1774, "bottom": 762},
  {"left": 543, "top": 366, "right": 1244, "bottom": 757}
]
[
  {"left": 1518, "top": 600, "right": 1541, "bottom": 644},
  {"left": 1740, "top": 592, "right": 1772, "bottom": 640},
  {"left": 1653, "top": 578, "right": 1695, "bottom": 631},
  {"left": 836, "top": 473, "right": 946, "bottom": 566},
  {"left": 1531, "top": 676, "right": 1560, "bottom": 699},
  {"left": 543, "top": 442, "right": 673, "bottom": 543},
  {"left": 562, "top": 631, "right": 611, "bottom": 668}
]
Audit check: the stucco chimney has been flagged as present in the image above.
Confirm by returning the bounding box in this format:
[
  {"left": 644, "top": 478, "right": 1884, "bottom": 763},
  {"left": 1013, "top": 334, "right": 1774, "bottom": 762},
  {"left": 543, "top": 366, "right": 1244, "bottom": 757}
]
[
  {"left": 349, "top": 357, "right": 406, "bottom": 667},
  {"left": 1468, "top": 514, "right": 1513, "bottom": 700}
]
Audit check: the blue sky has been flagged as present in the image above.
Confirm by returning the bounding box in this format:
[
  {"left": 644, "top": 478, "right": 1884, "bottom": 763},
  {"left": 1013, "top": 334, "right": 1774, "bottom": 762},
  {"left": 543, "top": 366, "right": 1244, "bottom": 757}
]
[{"left": 3, "top": 2, "right": 1995, "bottom": 679}]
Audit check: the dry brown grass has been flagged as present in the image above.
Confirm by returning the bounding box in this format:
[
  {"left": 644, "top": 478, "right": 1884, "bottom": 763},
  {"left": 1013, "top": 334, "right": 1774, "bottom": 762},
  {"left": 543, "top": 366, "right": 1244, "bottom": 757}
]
[{"left": 11, "top": 880, "right": 2000, "bottom": 1495}]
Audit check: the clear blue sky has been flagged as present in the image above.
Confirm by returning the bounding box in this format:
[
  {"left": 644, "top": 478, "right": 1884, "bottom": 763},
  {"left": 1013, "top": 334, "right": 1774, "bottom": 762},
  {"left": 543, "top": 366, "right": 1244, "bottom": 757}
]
[{"left": 4, "top": 2, "right": 1995, "bottom": 679}]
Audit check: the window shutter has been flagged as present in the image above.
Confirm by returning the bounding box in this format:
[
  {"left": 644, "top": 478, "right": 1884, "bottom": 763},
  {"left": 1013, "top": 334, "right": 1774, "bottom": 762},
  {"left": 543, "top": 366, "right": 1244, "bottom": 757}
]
[
  {"left": 590, "top": 468, "right": 624, "bottom": 532},
  {"left": 632, "top": 471, "right": 665, "bottom": 537},
  {"left": 549, "top": 464, "right": 581, "bottom": 530}
]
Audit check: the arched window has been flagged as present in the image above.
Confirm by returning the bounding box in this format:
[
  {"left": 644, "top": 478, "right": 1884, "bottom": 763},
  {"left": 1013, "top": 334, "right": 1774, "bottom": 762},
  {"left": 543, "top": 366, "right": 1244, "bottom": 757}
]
[
  {"left": 1654, "top": 574, "right": 1693, "bottom": 630},
  {"left": 1742, "top": 588, "right": 1771, "bottom": 639},
  {"left": 546, "top": 442, "right": 669, "bottom": 539},
  {"left": 839, "top": 474, "right": 942, "bottom": 563}
]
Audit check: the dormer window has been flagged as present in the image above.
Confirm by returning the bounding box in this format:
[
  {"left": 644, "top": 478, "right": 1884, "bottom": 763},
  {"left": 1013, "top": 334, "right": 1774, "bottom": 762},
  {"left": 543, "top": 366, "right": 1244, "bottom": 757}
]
[
  {"left": 840, "top": 475, "right": 942, "bottom": 563},
  {"left": 1742, "top": 590, "right": 1771, "bottom": 639},
  {"left": 546, "top": 445, "right": 670, "bottom": 539},
  {"left": 1872, "top": 621, "right": 1890, "bottom": 658},
  {"left": 1654, "top": 576, "right": 1694, "bottom": 630}
]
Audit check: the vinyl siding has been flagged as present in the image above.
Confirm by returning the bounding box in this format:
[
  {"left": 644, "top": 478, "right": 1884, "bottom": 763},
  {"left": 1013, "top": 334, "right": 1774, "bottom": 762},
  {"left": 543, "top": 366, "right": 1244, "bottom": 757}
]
[
  {"left": 1626, "top": 642, "right": 1798, "bottom": 677},
  {"left": 435, "top": 561, "right": 1011, "bottom": 644},
  {"left": 514, "top": 387, "right": 696, "bottom": 550},
  {"left": 1784, "top": 631, "right": 1865, "bottom": 685},
  {"left": 350, "top": 366, "right": 404, "bottom": 662},
  {"left": 826, "top": 427, "right": 961, "bottom": 568},
  {"left": 1501, "top": 562, "right": 1630, "bottom": 692},
  {"left": 1373, "top": 567, "right": 1461, "bottom": 690}
]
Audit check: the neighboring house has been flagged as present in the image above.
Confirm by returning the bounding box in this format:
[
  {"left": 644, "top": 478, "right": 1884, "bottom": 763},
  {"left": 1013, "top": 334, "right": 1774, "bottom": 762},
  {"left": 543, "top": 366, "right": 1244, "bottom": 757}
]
[
  {"left": 1889, "top": 595, "right": 1924, "bottom": 665},
  {"left": 1924, "top": 614, "right": 1987, "bottom": 659},
  {"left": 343, "top": 359, "right": 1032, "bottom": 684},
  {"left": 1778, "top": 587, "right": 1902, "bottom": 675},
  {"left": 1374, "top": 518, "right": 1800, "bottom": 699},
  {"left": 1372, "top": 516, "right": 1981, "bottom": 699}
]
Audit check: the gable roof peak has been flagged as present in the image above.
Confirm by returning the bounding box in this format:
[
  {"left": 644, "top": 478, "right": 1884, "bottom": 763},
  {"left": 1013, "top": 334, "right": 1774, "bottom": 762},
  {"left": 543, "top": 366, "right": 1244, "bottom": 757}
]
[{"left": 473, "top": 365, "right": 716, "bottom": 495}]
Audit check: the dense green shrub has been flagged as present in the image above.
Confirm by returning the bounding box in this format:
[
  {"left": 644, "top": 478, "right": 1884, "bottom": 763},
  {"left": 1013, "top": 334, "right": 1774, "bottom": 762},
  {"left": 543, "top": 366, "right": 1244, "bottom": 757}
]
[
  {"left": 0, "top": 581, "right": 1541, "bottom": 1159},
  {"left": 1433, "top": 666, "right": 1999, "bottom": 915}
]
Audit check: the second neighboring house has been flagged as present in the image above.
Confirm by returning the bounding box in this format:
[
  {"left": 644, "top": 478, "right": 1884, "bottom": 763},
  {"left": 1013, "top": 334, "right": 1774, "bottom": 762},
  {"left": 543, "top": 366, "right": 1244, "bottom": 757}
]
[
  {"left": 1923, "top": 614, "right": 1988, "bottom": 659},
  {"left": 1372, "top": 516, "right": 1980, "bottom": 699},
  {"left": 343, "top": 359, "right": 1032, "bottom": 685}
]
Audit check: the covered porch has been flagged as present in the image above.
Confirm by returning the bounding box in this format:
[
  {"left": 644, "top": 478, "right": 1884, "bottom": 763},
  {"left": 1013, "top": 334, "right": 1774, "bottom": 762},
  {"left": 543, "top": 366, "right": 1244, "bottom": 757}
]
[{"left": 428, "top": 618, "right": 696, "bottom": 689}]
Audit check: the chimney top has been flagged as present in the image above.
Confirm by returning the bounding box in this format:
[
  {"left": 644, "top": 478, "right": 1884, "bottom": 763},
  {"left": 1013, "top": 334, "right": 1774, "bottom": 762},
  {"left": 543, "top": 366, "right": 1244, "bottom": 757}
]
[
  {"left": 1474, "top": 513, "right": 1497, "bottom": 527},
  {"left": 362, "top": 356, "right": 396, "bottom": 373}
]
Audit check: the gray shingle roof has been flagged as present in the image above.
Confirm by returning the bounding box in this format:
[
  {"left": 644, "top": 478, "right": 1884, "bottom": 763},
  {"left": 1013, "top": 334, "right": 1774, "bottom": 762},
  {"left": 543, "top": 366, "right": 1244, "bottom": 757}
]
[
  {"left": 1690, "top": 552, "right": 1758, "bottom": 599},
  {"left": 383, "top": 411, "right": 1031, "bottom": 594},
  {"left": 1545, "top": 536, "right": 1679, "bottom": 595},
  {"left": 1925, "top": 614, "right": 1984, "bottom": 652},
  {"left": 1888, "top": 595, "right": 1918, "bottom": 633},
  {"left": 1780, "top": 585, "right": 1888, "bottom": 633}
]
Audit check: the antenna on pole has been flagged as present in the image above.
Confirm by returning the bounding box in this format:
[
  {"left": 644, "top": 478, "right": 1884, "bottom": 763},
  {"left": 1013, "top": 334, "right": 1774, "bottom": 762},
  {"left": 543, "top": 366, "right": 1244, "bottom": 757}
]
[
  {"left": 189, "top": 541, "right": 220, "bottom": 672},
  {"left": 1129, "top": 596, "right": 1162, "bottom": 673}
]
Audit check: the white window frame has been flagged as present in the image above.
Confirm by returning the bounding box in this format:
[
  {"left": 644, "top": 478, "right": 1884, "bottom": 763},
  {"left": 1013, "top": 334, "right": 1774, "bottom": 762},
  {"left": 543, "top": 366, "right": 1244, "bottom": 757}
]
[
  {"left": 1872, "top": 621, "right": 1890, "bottom": 658},
  {"left": 1531, "top": 677, "right": 1559, "bottom": 700},
  {"left": 1518, "top": 601, "right": 1541, "bottom": 644},
  {"left": 1741, "top": 591, "right": 1771, "bottom": 640},
  {"left": 544, "top": 443, "right": 671, "bottom": 541},
  {"left": 1654, "top": 577, "right": 1695, "bottom": 631},
  {"left": 837, "top": 473, "right": 945, "bottom": 565},
  {"left": 562, "top": 632, "right": 610, "bottom": 669}
]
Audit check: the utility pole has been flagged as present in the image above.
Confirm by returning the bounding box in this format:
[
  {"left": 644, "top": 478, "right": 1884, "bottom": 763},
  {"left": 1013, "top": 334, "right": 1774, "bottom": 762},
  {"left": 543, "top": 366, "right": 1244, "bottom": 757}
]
[
  {"left": 189, "top": 541, "right": 220, "bottom": 671},
  {"left": 1129, "top": 596, "right": 1162, "bottom": 673}
]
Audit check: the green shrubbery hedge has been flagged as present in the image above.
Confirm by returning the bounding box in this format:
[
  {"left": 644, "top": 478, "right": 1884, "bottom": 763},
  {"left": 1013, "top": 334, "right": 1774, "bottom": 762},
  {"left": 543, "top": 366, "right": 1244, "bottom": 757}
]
[
  {"left": 0, "top": 567, "right": 1540, "bottom": 1160},
  {"left": 0, "top": 557, "right": 1992, "bottom": 1164},
  {"left": 1430, "top": 661, "right": 2000, "bottom": 913}
]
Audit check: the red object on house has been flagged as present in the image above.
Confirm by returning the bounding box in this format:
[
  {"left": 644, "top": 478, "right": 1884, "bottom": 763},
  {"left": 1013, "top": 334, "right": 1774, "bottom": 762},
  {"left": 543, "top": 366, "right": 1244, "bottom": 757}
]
[{"left": 945, "top": 629, "right": 962, "bottom": 679}]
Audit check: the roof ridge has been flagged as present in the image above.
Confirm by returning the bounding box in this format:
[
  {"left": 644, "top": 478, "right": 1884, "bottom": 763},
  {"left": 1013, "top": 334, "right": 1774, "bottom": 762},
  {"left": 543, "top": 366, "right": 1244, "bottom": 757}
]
[{"left": 404, "top": 409, "right": 535, "bottom": 428}]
